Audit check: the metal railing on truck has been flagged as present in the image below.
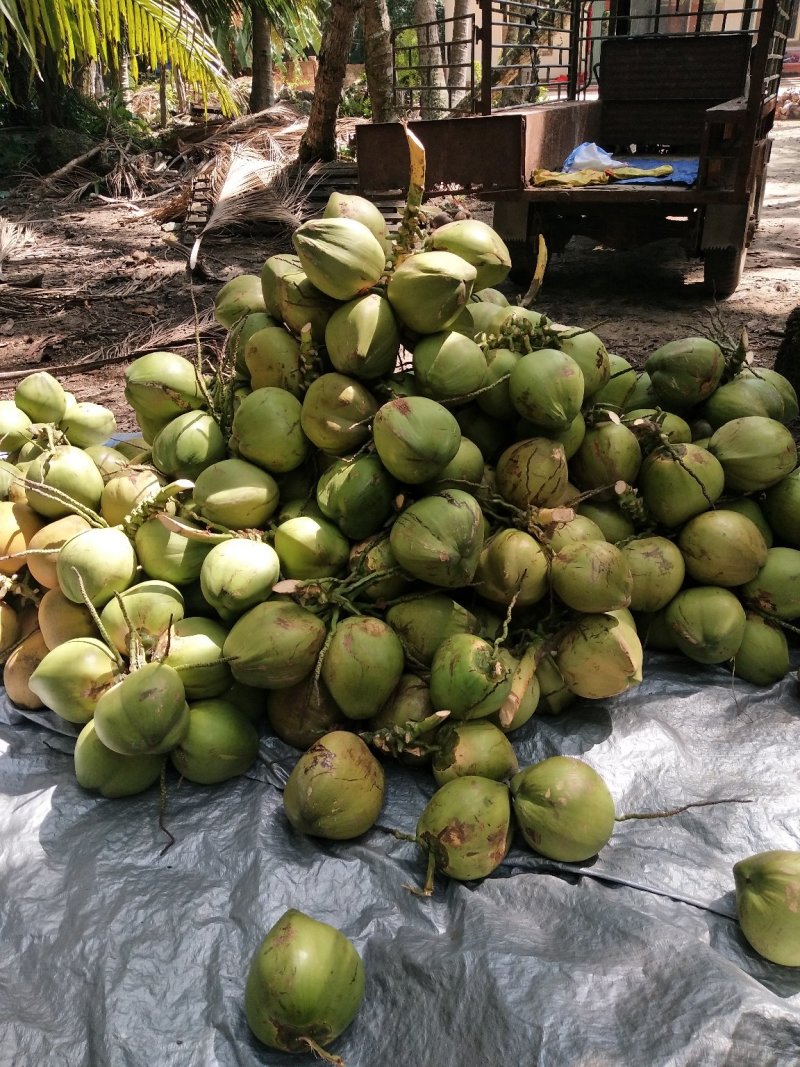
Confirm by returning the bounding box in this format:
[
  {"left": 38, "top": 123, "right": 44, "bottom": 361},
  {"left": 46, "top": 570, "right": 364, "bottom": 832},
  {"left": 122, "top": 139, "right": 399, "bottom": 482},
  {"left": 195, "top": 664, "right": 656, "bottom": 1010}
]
[{"left": 389, "top": 0, "right": 789, "bottom": 119}]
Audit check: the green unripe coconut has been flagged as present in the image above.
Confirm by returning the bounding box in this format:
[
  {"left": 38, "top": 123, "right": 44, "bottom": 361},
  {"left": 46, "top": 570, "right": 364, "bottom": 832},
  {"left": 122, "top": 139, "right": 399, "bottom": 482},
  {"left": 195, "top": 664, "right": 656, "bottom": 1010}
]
[
  {"left": 734, "top": 851, "right": 800, "bottom": 966},
  {"left": 424, "top": 218, "right": 511, "bottom": 289},
  {"left": 321, "top": 616, "right": 405, "bottom": 720},
  {"left": 151, "top": 410, "right": 227, "bottom": 481},
  {"left": 387, "top": 250, "right": 476, "bottom": 334},
  {"left": 15, "top": 371, "right": 67, "bottom": 424},
  {"left": 93, "top": 662, "right": 189, "bottom": 756},
  {"left": 324, "top": 292, "right": 400, "bottom": 380},
  {"left": 293, "top": 216, "right": 386, "bottom": 301},
  {"left": 214, "top": 273, "right": 266, "bottom": 328},
  {"left": 390, "top": 489, "right": 484, "bottom": 588},
  {"left": 59, "top": 402, "right": 117, "bottom": 448},
  {"left": 372, "top": 396, "right": 461, "bottom": 484},
  {"left": 429, "top": 632, "right": 513, "bottom": 719},
  {"left": 665, "top": 586, "right": 746, "bottom": 664},
  {"left": 74, "top": 720, "right": 164, "bottom": 798},
  {"left": 57, "top": 526, "right": 138, "bottom": 609},
  {"left": 511, "top": 756, "right": 616, "bottom": 862},
  {"left": 432, "top": 720, "right": 519, "bottom": 785},
  {"left": 229, "top": 387, "right": 309, "bottom": 474},
  {"left": 29, "top": 637, "right": 121, "bottom": 723},
  {"left": 170, "top": 699, "right": 259, "bottom": 784},
  {"left": 244, "top": 909, "right": 365, "bottom": 1056},
  {"left": 199, "top": 539, "right": 280, "bottom": 620},
  {"left": 416, "top": 775, "right": 512, "bottom": 882},
  {"left": 283, "top": 730, "right": 385, "bottom": 839},
  {"left": 274, "top": 515, "right": 351, "bottom": 579},
  {"left": 224, "top": 600, "right": 327, "bottom": 689}
]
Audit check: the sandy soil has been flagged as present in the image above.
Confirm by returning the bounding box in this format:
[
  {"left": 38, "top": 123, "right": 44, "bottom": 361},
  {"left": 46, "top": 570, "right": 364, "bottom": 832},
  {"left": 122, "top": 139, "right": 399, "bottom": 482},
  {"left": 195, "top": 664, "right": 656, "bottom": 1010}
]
[{"left": 0, "top": 118, "right": 798, "bottom": 427}]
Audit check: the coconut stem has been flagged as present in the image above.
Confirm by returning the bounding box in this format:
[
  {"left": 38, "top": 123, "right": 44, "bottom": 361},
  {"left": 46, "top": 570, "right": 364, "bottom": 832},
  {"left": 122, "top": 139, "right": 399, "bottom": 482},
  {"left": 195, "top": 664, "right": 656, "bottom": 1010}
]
[
  {"left": 393, "top": 126, "right": 426, "bottom": 264},
  {"left": 112, "top": 590, "right": 145, "bottom": 671},
  {"left": 70, "top": 567, "right": 127, "bottom": 671},
  {"left": 158, "top": 758, "right": 176, "bottom": 856},
  {"left": 298, "top": 1037, "right": 346, "bottom": 1066},
  {"left": 404, "top": 846, "right": 437, "bottom": 897},
  {"left": 616, "top": 797, "right": 752, "bottom": 821},
  {"left": 361, "top": 710, "right": 449, "bottom": 758},
  {"left": 17, "top": 477, "right": 107, "bottom": 527}
]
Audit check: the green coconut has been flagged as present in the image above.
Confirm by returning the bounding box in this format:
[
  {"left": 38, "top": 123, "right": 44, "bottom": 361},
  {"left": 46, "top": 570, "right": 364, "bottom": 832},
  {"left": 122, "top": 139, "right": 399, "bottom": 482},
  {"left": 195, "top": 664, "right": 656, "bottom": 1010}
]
[
  {"left": 734, "top": 851, "right": 800, "bottom": 967},
  {"left": 315, "top": 453, "right": 396, "bottom": 540},
  {"left": 387, "top": 250, "right": 476, "bottom": 334},
  {"left": 509, "top": 348, "right": 584, "bottom": 430},
  {"left": 620, "top": 535, "right": 686, "bottom": 612},
  {"left": 266, "top": 676, "right": 345, "bottom": 750},
  {"left": 159, "top": 616, "right": 231, "bottom": 699},
  {"left": 554, "top": 327, "right": 610, "bottom": 398},
  {"left": 733, "top": 612, "right": 790, "bottom": 686},
  {"left": 292, "top": 217, "right": 386, "bottom": 301},
  {"left": 214, "top": 274, "right": 266, "bottom": 328},
  {"left": 551, "top": 540, "right": 633, "bottom": 613},
  {"left": 511, "top": 756, "right": 616, "bottom": 861},
  {"left": 284, "top": 730, "right": 385, "bottom": 839},
  {"left": 389, "top": 489, "right": 484, "bottom": 588},
  {"left": 474, "top": 527, "right": 549, "bottom": 607},
  {"left": 25, "top": 444, "right": 105, "bottom": 519},
  {"left": 424, "top": 218, "right": 511, "bottom": 289},
  {"left": 495, "top": 437, "right": 569, "bottom": 511},
  {"left": 93, "top": 662, "right": 189, "bottom": 756},
  {"left": 645, "top": 336, "right": 725, "bottom": 411},
  {"left": 556, "top": 613, "right": 643, "bottom": 699},
  {"left": 300, "top": 372, "right": 377, "bottom": 455},
  {"left": 230, "top": 387, "right": 309, "bottom": 474},
  {"left": 432, "top": 720, "right": 519, "bottom": 785},
  {"left": 703, "top": 374, "right": 785, "bottom": 428},
  {"left": 74, "top": 720, "right": 164, "bottom": 798},
  {"left": 15, "top": 371, "right": 67, "bottom": 424},
  {"left": 133, "top": 518, "right": 213, "bottom": 586},
  {"left": 151, "top": 410, "right": 226, "bottom": 481},
  {"left": 243, "top": 325, "right": 303, "bottom": 396},
  {"left": 665, "top": 586, "right": 747, "bottom": 663},
  {"left": 569, "top": 420, "right": 642, "bottom": 498},
  {"left": 321, "top": 615, "right": 405, "bottom": 720},
  {"left": 678, "top": 510, "right": 768, "bottom": 587},
  {"left": 740, "top": 547, "right": 800, "bottom": 621},
  {"left": 707, "top": 415, "right": 797, "bottom": 493},
  {"left": 638, "top": 442, "right": 725, "bottom": 527},
  {"left": 245, "top": 909, "right": 365, "bottom": 1056},
  {"left": 372, "top": 395, "right": 461, "bottom": 484},
  {"left": 415, "top": 775, "right": 512, "bottom": 883},
  {"left": 99, "top": 579, "right": 185, "bottom": 655},
  {"left": 199, "top": 539, "right": 280, "bottom": 621},
  {"left": 324, "top": 292, "right": 400, "bottom": 380},
  {"left": 224, "top": 599, "right": 327, "bottom": 689},
  {"left": 124, "top": 351, "right": 205, "bottom": 429},
  {"left": 274, "top": 515, "right": 351, "bottom": 579},
  {"left": 192, "top": 457, "right": 279, "bottom": 529},
  {"left": 170, "top": 698, "right": 259, "bottom": 784},
  {"left": 429, "top": 632, "right": 513, "bottom": 719},
  {"left": 385, "top": 594, "right": 478, "bottom": 666},
  {"left": 412, "top": 330, "right": 488, "bottom": 403}
]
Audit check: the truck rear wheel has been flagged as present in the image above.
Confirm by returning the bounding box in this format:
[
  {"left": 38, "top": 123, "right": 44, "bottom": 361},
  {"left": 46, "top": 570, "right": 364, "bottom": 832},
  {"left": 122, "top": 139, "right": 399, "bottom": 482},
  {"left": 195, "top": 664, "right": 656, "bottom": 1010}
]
[{"left": 703, "top": 244, "right": 747, "bottom": 299}]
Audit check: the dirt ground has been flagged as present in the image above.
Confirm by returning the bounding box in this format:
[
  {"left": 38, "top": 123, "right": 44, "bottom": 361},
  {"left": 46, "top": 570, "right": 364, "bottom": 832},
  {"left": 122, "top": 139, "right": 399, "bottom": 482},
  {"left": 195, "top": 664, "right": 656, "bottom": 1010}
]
[{"left": 0, "top": 115, "right": 798, "bottom": 429}]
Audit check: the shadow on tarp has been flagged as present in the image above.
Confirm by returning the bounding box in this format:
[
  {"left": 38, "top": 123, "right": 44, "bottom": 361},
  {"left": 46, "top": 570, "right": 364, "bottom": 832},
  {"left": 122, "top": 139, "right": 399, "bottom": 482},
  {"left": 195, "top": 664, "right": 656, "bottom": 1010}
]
[{"left": 1, "top": 652, "right": 800, "bottom": 1065}]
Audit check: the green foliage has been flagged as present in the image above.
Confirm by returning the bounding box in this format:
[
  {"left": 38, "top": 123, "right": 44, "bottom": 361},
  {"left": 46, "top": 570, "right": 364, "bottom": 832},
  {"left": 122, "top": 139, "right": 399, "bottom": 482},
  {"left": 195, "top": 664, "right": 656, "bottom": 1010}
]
[
  {"left": 339, "top": 75, "right": 371, "bottom": 118},
  {"left": 394, "top": 27, "right": 419, "bottom": 88}
]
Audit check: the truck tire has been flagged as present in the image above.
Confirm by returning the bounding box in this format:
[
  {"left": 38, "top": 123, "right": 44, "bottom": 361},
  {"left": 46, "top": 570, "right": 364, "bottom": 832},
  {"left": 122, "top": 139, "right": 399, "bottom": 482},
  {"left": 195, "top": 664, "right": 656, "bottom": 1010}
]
[{"left": 703, "top": 244, "right": 747, "bottom": 299}]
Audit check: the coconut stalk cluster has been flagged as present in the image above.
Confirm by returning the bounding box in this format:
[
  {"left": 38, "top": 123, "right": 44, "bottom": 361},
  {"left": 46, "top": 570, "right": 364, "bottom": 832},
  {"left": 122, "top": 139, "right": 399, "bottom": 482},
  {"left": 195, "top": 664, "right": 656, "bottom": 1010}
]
[{"left": 1, "top": 190, "right": 800, "bottom": 989}]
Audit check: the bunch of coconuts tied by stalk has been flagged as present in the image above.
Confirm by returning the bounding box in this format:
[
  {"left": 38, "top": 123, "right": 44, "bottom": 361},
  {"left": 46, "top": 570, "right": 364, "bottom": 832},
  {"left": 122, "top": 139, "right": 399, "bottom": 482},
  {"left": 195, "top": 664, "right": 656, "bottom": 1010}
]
[{"left": 2, "top": 187, "right": 800, "bottom": 1061}]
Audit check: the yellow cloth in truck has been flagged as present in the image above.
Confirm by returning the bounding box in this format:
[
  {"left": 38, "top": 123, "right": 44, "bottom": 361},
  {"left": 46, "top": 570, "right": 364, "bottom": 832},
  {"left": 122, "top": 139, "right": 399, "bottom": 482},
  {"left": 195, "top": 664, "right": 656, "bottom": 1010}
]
[{"left": 532, "top": 164, "right": 674, "bottom": 186}]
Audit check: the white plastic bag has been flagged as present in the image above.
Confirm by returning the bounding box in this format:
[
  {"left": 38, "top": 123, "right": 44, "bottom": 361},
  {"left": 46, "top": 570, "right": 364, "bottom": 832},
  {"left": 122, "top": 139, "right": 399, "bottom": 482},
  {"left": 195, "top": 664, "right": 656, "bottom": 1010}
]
[{"left": 563, "top": 142, "right": 624, "bottom": 172}]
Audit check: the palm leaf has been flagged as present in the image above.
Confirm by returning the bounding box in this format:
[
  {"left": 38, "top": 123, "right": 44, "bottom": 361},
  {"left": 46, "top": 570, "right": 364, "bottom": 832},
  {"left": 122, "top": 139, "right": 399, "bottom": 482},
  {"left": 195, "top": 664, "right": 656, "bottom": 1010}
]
[{"left": 188, "top": 137, "right": 310, "bottom": 268}]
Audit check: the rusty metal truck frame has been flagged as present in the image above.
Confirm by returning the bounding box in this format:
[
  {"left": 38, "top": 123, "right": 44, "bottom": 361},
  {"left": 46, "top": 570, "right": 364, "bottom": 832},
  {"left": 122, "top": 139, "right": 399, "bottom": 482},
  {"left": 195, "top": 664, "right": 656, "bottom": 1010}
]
[{"left": 356, "top": 0, "right": 794, "bottom": 297}]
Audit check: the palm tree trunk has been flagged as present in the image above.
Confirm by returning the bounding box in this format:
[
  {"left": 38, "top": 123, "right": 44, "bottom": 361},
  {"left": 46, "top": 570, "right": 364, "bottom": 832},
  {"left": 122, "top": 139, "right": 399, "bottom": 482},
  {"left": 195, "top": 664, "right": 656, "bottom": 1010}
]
[
  {"left": 298, "top": 0, "right": 364, "bottom": 164},
  {"left": 446, "top": 0, "right": 471, "bottom": 109},
  {"left": 363, "top": 0, "right": 398, "bottom": 123},
  {"left": 250, "top": 5, "right": 275, "bottom": 111},
  {"left": 414, "top": 0, "right": 447, "bottom": 118}
]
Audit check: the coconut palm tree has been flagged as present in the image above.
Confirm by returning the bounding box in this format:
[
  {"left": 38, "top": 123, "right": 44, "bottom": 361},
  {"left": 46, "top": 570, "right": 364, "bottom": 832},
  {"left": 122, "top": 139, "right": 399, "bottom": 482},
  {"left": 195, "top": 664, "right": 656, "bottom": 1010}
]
[{"left": 0, "top": 0, "right": 239, "bottom": 112}]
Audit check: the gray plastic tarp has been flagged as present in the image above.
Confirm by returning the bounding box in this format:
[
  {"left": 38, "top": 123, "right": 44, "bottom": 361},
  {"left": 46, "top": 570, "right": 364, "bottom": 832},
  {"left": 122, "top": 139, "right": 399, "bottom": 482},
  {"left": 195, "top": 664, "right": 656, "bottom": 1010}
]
[{"left": 2, "top": 652, "right": 800, "bottom": 1067}]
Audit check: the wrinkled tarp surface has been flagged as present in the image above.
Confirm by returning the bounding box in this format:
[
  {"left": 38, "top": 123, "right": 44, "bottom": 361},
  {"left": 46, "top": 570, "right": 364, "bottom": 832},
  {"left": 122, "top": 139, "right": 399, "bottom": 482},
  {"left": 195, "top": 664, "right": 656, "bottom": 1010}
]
[{"left": 2, "top": 652, "right": 800, "bottom": 1067}]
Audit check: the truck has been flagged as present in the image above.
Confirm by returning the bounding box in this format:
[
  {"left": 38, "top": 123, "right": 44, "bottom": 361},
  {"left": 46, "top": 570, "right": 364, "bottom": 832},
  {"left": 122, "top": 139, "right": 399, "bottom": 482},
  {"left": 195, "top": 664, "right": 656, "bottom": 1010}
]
[{"left": 355, "top": 0, "right": 794, "bottom": 296}]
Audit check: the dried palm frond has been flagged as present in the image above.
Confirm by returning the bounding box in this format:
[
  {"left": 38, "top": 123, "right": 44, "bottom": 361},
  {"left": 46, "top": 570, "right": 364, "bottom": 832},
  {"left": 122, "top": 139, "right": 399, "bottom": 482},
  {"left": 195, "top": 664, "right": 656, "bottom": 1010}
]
[
  {"left": 0, "top": 218, "right": 36, "bottom": 281},
  {"left": 188, "top": 138, "right": 311, "bottom": 269}
]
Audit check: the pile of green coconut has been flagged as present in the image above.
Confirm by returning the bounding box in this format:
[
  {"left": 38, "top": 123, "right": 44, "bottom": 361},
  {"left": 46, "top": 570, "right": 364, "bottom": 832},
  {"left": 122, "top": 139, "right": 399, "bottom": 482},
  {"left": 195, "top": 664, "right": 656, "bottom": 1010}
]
[{"left": 1, "top": 182, "right": 800, "bottom": 1061}]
